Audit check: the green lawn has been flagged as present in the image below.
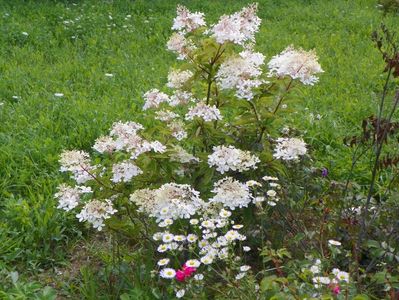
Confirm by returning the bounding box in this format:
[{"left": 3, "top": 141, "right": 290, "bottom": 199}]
[{"left": 0, "top": 0, "right": 398, "bottom": 297}]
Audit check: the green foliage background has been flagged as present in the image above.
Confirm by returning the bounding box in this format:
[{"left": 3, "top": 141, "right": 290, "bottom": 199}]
[{"left": 0, "top": 0, "right": 397, "bottom": 297}]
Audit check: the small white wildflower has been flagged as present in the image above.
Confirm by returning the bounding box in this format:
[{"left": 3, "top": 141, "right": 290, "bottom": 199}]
[
  {"left": 168, "top": 242, "right": 179, "bottom": 250},
  {"left": 185, "top": 259, "right": 200, "bottom": 268},
  {"left": 176, "top": 289, "right": 185, "bottom": 298},
  {"left": 240, "top": 265, "right": 251, "bottom": 272},
  {"left": 219, "top": 209, "right": 232, "bottom": 218},
  {"left": 169, "top": 90, "right": 193, "bottom": 106},
  {"left": 328, "top": 239, "right": 341, "bottom": 246},
  {"left": 332, "top": 268, "right": 340, "bottom": 276},
  {"left": 168, "top": 121, "right": 187, "bottom": 141},
  {"left": 262, "top": 176, "right": 279, "bottom": 181},
  {"left": 310, "top": 265, "right": 320, "bottom": 274},
  {"left": 189, "top": 219, "right": 199, "bottom": 225},
  {"left": 162, "top": 233, "right": 174, "bottom": 243},
  {"left": 336, "top": 271, "right": 349, "bottom": 283},
  {"left": 160, "top": 268, "right": 176, "bottom": 279},
  {"left": 269, "top": 183, "right": 280, "bottom": 188},
  {"left": 187, "top": 234, "right": 198, "bottom": 243},
  {"left": 157, "top": 244, "right": 168, "bottom": 253},
  {"left": 153, "top": 232, "right": 163, "bottom": 241},
  {"left": 194, "top": 273, "right": 204, "bottom": 281},
  {"left": 254, "top": 196, "right": 265, "bottom": 203},
  {"left": 312, "top": 276, "right": 331, "bottom": 285},
  {"left": 157, "top": 258, "right": 170, "bottom": 266},
  {"left": 232, "top": 224, "right": 243, "bottom": 229},
  {"left": 164, "top": 219, "right": 174, "bottom": 226},
  {"left": 246, "top": 180, "right": 262, "bottom": 187},
  {"left": 200, "top": 255, "right": 213, "bottom": 265},
  {"left": 243, "top": 246, "right": 251, "bottom": 252},
  {"left": 174, "top": 235, "right": 186, "bottom": 242}
]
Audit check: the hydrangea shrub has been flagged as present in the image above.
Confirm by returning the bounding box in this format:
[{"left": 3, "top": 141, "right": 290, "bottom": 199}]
[{"left": 54, "top": 4, "right": 367, "bottom": 299}]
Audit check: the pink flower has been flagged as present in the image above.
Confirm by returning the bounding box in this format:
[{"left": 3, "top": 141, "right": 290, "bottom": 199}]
[
  {"left": 176, "top": 270, "right": 186, "bottom": 282},
  {"left": 330, "top": 284, "right": 341, "bottom": 295},
  {"left": 182, "top": 265, "right": 196, "bottom": 277}
]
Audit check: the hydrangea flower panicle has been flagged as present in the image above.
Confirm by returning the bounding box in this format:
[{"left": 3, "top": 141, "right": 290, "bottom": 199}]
[
  {"left": 172, "top": 5, "right": 206, "bottom": 33},
  {"left": 273, "top": 137, "right": 307, "bottom": 161},
  {"left": 76, "top": 199, "right": 117, "bottom": 231},
  {"left": 210, "top": 177, "right": 253, "bottom": 210},
  {"left": 143, "top": 89, "right": 170, "bottom": 110},
  {"left": 185, "top": 102, "right": 222, "bottom": 122},
  {"left": 268, "top": 45, "right": 323, "bottom": 85},
  {"left": 208, "top": 145, "right": 259, "bottom": 173}
]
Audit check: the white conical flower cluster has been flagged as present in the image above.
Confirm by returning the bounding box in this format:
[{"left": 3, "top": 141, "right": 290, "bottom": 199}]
[
  {"left": 167, "top": 69, "right": 194, "bottom": 89},
  {"left": 273, "top": 137, "right": 307, "bottom": 161},
  {"left": 111, "top": 160, "right": 142, "bottom": 183},
  {"left": 211, "top": 4, "right": 261, "bottom": 45},
  {"left": 185, "top": 102, "right": 222, "bottom": 122},
  {"left": 172, "top": 5, "right": 206, "bottom": 33},
  {"left": 143, "top": 89, "right": 170, "bottom": 110},
  {"left": 216, "top": 50, "right": 265, "bottom": 100},
  {"left": 268, "top": 45, "right": 323, "bottom": 85},
  {"left": 76, "top": 199, "right": 117, "bottom": 231},
  {"left": 93, "top": 121, "right": 166, "bottom": 158},
  {"left": 55, "top": 184, "right": 92, "bottom": 211},
  {"left": 130, "top": 183, "right": 205, "bottom": 222},
  {"left": 210, "top": 177, "right": 253, "bottom": 210},
  {"left": 59, "top": 150, "right": 95, "bottom": 184}
]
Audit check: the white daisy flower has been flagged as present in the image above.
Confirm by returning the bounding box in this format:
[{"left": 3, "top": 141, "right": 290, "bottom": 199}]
[
  {"left": 157, "top": 244, "right": 168, "bottom": 253},
  {"left": 194, "top": 273, "right": 204, "bottom": 281},
  {"left": 185, "top": 259, "right": 200, "bottom": 268},
  {"left": 160, "top": 268, "right": 176, "bottom": 279},
  {"left": 157, "top": 258, "right": 170, "bottom": 266},
  {"left": 187, "top": 234, "right": 198, "bottom": 243},
  {"left": 162, "top": 233, "right": 174, "bottom": 243},
  {"left": 200, "top": 255, "right": 213, "bottom": 265},
  {"left": 240, "top": 265, "right": 251, "bottom": 272},
  {"left": 176, "top": 289, "right": 185, "bottom": 298},
  {"left": 219, "top": 209, "right": 232, "bottom": 218},
  {"left": 243, "top": 246, "right": 251, "bottom": 252},
  {"left": 328, "top": 239, "right": 341, "bottom": 246}
]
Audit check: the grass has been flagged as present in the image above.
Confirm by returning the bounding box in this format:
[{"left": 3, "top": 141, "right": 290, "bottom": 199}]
[{"left": 0, "top": 0, "right": 398, "bottom": 297}]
